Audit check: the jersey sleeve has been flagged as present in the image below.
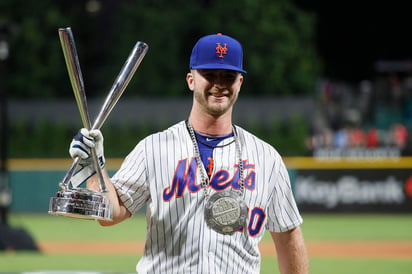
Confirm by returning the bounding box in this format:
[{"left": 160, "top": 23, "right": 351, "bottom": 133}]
[
  {"left": 111, "top": 140, "right": 150, "bottom": 215},
  {"left": 265, "top": 157, "right": 303, "bottom": 232}
]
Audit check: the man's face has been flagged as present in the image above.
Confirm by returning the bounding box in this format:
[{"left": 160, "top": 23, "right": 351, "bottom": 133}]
[{"left": 187, "top": 69, "right": 243, "bottom": 117}]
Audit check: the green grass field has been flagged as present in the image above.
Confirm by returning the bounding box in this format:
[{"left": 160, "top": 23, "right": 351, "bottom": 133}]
[{"left": 1, "top": 213, "right": 411, "bottom": 273}]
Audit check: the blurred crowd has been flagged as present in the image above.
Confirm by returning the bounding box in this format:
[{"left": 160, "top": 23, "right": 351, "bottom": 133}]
[{"left": 307, "top": 70, "right": 412, "bottom": 157}]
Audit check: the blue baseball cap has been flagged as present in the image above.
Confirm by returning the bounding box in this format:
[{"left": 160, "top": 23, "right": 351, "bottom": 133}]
[{"left": 189, "top": 33, "right": 246, "bottom": 74}]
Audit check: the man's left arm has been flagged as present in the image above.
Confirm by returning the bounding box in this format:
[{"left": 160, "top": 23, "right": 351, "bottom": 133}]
[{"left": 270, "top": 226, "right": 309, "bottom": 274}]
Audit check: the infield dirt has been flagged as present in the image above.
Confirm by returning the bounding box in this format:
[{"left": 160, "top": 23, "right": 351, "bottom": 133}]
[{"left": 38, "top": 240, "right": 412, "bottom": 259}]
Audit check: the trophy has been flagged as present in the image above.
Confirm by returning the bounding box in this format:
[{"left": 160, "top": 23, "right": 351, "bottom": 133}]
[{"left": 48, "top": 27, "right": 148, "bottom": 221}]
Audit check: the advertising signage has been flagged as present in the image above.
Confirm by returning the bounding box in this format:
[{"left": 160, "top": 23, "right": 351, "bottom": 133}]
[{"left": 285, "top": 157, "right": 412, "bottom": 213}]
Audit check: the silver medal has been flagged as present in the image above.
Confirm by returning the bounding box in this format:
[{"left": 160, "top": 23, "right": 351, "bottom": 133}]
[{"left": 204, "top": 191, "right": 248, "bottom": 235}]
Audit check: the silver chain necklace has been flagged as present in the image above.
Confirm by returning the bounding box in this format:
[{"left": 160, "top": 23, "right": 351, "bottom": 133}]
[
  {"left": 187, "top": 119, "right": 248, "bottom": 235},
  {"left": 186, "top": 119, "right": 245, "bottom": 197}
]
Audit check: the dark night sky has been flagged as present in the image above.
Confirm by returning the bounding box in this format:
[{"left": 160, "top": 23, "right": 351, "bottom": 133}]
[{"left": 294, "top": 1, "right": 412, "bottom": 83}]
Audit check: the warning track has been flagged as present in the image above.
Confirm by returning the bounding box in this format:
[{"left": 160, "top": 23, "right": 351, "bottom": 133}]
[{"left": 38, "top": 240, "right": 412, "bottom": 259}]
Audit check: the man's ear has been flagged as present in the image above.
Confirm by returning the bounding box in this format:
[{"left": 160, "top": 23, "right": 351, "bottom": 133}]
[
  {"left": 239, "top": 74, "right": 244, "bottom": 86},
  {"left": 186, "top": 72, "right": 194, "bottom": 91}
]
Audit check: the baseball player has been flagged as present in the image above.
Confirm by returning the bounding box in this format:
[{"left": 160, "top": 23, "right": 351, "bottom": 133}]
[{"left": 70, "top": 33, "right": 308, "bottom": 273}]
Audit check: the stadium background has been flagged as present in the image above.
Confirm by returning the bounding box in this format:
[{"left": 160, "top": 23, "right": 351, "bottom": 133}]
[{"left": 1, "top": 0, "right": 412, "bottom": 273}]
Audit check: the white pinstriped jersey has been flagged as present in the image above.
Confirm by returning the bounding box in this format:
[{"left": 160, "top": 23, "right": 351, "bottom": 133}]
[{"left": 111, "top": 121, "right": 303, "bottom": 274}]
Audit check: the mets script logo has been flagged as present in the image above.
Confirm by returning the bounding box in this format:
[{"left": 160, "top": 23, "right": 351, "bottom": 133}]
[
  {"left": 216, "top": 43, "right": 228, "bottom": 58},
  {"left": 163, "top": 158, "right": 255, "bottom": 201}
]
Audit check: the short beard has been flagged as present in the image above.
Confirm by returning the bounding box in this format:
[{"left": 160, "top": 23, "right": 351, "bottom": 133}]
[{"left": 194, "top": 90, "right": 239, "bottom": 117}]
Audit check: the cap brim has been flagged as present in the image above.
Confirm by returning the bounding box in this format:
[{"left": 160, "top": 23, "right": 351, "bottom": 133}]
[{"left": 191, "top": 64, "right": 247, "bottom": 74}]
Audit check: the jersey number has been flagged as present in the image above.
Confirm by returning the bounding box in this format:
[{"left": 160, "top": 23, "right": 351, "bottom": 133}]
[{"left": 240, "top": 207, "right": 266, "bottom": 236}]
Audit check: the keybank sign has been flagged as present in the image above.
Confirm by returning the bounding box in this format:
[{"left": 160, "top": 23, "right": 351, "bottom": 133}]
[{"left": 293, "top": 169, "right": 412, "bottom": 212}]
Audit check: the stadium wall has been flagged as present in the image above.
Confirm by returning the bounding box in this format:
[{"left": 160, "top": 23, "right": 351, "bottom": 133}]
[{"left": 4, "top": 157, "right": 412, "bottom": 213}]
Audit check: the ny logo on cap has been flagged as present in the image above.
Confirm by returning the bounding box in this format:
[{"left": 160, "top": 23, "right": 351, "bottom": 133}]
[{"left": 216, "top": 43, "right": 227, "bottom": 58}]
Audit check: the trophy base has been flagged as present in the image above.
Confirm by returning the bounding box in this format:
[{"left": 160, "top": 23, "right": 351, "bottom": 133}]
[{"left": 48, "top": 188, "right": 113, "bottom": 221}]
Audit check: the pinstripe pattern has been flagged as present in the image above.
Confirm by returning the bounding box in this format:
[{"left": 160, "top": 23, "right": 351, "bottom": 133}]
[{"left": 111, "top": 121, "right": 302, "bottom": 273}]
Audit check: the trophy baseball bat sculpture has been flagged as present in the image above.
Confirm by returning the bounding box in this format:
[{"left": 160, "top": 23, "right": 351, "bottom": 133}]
[
  {"left": 91, "top": 40, "right": 148, "bottom": 130},
  {"left": 57, "top": 27, "right": 107, "bottom": 193},
  {"left": 49, "top": 27, "right": 148, "bottom": 220},
  {"left": 59, "top": 27, "right": 149, "bottom": 191}
]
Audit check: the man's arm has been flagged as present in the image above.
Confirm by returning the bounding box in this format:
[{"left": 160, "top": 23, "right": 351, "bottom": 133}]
[
  {"left": 270, "top": 226, "right": 309, "bottom": 274},
  {"left": 86, "top": 169, "right": 131, "bottom": 226}
]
